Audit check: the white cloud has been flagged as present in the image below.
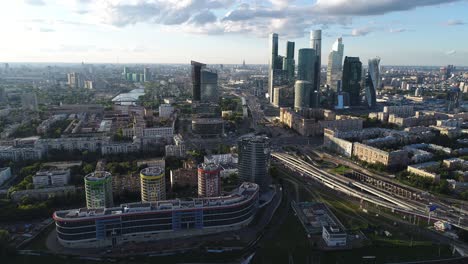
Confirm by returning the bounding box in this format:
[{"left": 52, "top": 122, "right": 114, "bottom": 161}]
[
  {"left": 444, "top": 19, "right": 465, "bottom": 26},
  {"left": 24, "top": 0, "right": 45, "bottom": 6},
  {"left": 389, "top": 28, "right": 406, "bottom": 33},
  {"left": 314, "top": 0, "right": 462, "bottom": 16},
  {"left": 42, "top": 0, "right": 465, "bottom": 38},
  {"left": 446, "top": 50, "right": 456, "bottom": 55},
  {"left": 349, "top": 27, "right": 374, "bottom": 36}
]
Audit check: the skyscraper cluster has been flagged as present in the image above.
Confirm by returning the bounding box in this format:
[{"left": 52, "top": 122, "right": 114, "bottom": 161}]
[
  {"left": 268, "top": 33, "right": 295, "bottom": 105},
  {"left": 268, "top": 30, "right": 323, "bottom": 110},
  {"left": 268, "top": 29, "right": 381, "bottom": 109}
]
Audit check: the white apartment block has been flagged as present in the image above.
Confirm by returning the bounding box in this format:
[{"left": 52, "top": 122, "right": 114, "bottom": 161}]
[{"left": 33, "top": 169, "right": 71, "bottom": 189}]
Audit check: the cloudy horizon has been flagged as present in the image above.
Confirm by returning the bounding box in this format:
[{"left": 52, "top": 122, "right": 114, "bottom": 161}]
[{"left": 1, "top": 0, "right": 467, "bottom": 66}]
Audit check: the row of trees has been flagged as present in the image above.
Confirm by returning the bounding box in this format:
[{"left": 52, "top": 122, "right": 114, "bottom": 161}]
[{"left": 397, "top": 171, "right": 450, "bottom": 195}]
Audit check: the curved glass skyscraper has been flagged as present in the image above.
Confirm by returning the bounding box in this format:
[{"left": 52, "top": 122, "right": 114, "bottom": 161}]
[{"left": 365, "top": 57, "right": 380, "bottom": 108}]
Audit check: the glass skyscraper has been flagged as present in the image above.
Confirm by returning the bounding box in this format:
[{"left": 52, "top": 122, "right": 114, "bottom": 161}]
[
  {"left": 294, "top": 80, "right": 313, "bottom": 110},
  {"left": 200, "top": 69, "right": 218, "bottom": 102},
  {"left": 297, "top": 48, "right": 319, "bottom": 107},
  {"left": 283, "top": 41, "right": 295, "bottom": 82},
  {"left": 268, "top": 33, "right": 279, "bottom": 103},
  {"left": 310, "top": 30, "right": 322, "bottom": 93},
  {"left": 342, "top": 56, "right": 362, "bottom": 106},
  {"left": 365, "top": 57, "right": 380, "bottom": 108},
  {"left": 238, "top": 135, "right": 270, "bottom": 190},
  {"left": 191, "top": 61, "right": 206, "bottom": 101},
  {"left": 326, "top": 38, "right": 344, "bottom": 91}
]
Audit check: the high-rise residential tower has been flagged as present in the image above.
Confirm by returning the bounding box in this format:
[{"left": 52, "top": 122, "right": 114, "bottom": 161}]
[
  {"left": 342, "top": 56, "right": 363, "bottom": 106},
  {"left": 365, "top": 57, "right": 380, "bottom": 108},
  {"left": 67, "top": 72, "right": 83, "bottom": 89},
  {"left": 143, "top": 67, "right": 150, "bottom": 82},
  {"left": 191, "top": 61, "right": 206, "bottom": 101},
  {"left": 238, "top": 135, "right": 270, "bottom": 190},
  {"left": 197, "top": 163, "right": 221, "bottom": 197},
  {"left": 310, "top": 30, "right": 322, "bottom": 92},
  {"left": 200, "top": 69, "right": 218, "bottom": 102},
  {"left": 268, "top": 33, "right": 279, "bottom": 103},
  {"left": 326, "top": 38, "right": 344, "bottom": 91},
  {"left": 84, "top": 171, "right": 113, "bottom": 209},
  {"left": 140, "top": 166, "right": 166, "bottom": 202}
]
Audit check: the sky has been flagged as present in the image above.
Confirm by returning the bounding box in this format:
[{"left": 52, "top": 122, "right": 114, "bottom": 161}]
[{"left": 0, "top": 0, "right": 467, "bottom": 66}]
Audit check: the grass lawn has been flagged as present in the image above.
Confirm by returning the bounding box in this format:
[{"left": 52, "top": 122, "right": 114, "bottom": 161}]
[{"left": 330, "top": 165, "right": 351, "bottom": 175}]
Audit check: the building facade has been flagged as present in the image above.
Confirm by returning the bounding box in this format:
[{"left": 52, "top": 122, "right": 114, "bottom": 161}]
[
  {"left": 238, "top": 136, "right": 270, "bottom": 190},
  {"left": 140, "top": 166, "right": 166, "bottom": 202},
  {"left": 310, "top": 30, "right": 322, "bottom": 92},
  {"left": 326, "top": 38, "right": 344, "bottom": 91},
  {"left": 342, "top": 56, "right": 362, "bottom": 106},
  {"left": 84, "top": 171, "right": 114, "bottom": 209},
  {"left": 191, "top": 61, "right": 206, "bottom": 101},
  {"left": 200, "top": 69, "right": 218, "bottom": 102},
  {"left": 33, "top": 169, "right": 71, "bottom": 189},
  {"left": 365, "top": 57, "right": 380, "bottom": 108},
  {"left": 197, "top": 163, "right": 221, "bottom": 197},
  {"left": 53, "top": 182, "right": 259, "bottom": 248}
]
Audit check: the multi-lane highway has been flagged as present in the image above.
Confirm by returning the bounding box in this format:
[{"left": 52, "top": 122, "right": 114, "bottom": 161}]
[{"left": 272, "top": 152, "right": 468, "bottom": 231}]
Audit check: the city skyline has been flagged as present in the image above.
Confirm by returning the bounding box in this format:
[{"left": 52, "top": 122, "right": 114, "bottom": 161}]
[{"left": 0, "top": 0, "right": 467, "bottom": 65}]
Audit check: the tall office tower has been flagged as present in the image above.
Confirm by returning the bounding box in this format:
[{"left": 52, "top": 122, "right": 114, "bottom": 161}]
[
  {"left": 197, "top": 163, "right": 221, "bottom": 197},
  {"left": 365, "top": 57, "right": 380, "bottom": 108},
  {"left": 140, "top": 166, "right": 166, "bottom": 202},
  {"left": 310, "top": 30, "right": 322, "bottom": 92},
  {"left": 84, "top": 171, "right": 113, "bottom": 209},
  {"left": 238, "top": 135, "right": 270, "bottom": 190},
  {"left": 297, "top": 48, "right": 319, "bottom": 107},
  {"left": 297, "top": 48, "right": 317, "bottom": 82},
  {"left": 268, "top": 33, "right": 279, "bottom": 103},
  {"left": 191, "top": 61, "right": 206, "bottom": 101},
  {"left": 326, "top": 38, "right": 344, "bottom": 91},
  {"left": 282, "top": 41, "right": 295, "bottom": 82},
  {"left": 143, "top": 67, "right": 150, "bottom": 82},
  {"left": 294, "top": 80, "right": 313, "bottom": 110},
  {"left": 342, "top": 56, "right": 363, "bottom": 106},
  {"left": 200, "top": 69, "right": 218, "bottom": 102}
]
